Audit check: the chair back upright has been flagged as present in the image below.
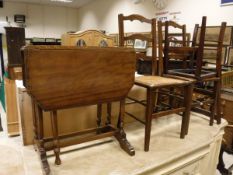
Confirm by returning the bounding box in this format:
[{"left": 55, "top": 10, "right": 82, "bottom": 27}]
[
  {"left": 194, "top": 17, "right": 227, "bottom": 79},
  {"left": 194, "top": 16, "right": 207, "bottom": 78},
  {"left": 118, "top": 14, "right": 158, "bottom": 75}
]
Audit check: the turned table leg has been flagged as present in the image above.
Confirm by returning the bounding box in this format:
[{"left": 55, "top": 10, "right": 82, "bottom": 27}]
[
  {"left": 35, "top": 102, "right": 50, "bottom": 175},
  {"left": 106, "top": 103, "right": 112, "bottom": 125},
  {"left": 51, "top": 110, "right": 61, "bottom": 165},
  {"left": 97, "top": 104, "right": 102, "bottom": 134}
]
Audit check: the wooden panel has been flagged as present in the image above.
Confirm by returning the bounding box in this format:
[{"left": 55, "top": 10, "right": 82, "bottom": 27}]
[
  {"left": 16, "top": 87, "right": 34, "bottom": 145},
  {"left": 4, "top": 77, "right": 19, "bottom": 136},
  {"left": 5, "top": 27, "right": 25, "bottom": 66},
  {"left": 22, "top": 46, "right": 135, "bottom": 110},
  {"left": 203, "top": 47, "right": 226, "bottom": 64}
]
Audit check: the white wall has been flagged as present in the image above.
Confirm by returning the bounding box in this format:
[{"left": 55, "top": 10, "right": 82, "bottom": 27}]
[
  {"left": 77, "top": 0, "right": 233, "bottom": 34},
  {"left": 0, "top": 2, "right": 79, "bottom": 38},
  {"left": 77, "top": 0, "right": 155, "bottom": 33}
]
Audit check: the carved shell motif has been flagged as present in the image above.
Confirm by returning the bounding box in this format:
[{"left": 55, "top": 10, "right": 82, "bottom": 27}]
[{"left": 153, "top": 0, "right": 168, "bottom": 10}]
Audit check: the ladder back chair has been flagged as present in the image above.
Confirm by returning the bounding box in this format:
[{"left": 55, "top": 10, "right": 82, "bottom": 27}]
[
  {"left": 164, "top": 16, "right": 227, "bottom": 125},
  {"left": 118, "top": 14, "right": 194, "bottom": 152}
]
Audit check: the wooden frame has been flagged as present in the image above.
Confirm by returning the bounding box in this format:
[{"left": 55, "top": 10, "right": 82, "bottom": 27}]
[
  {"left": 221, "top": 0, "right": 233, "bottom": 6},
  {"left": 196, "top": 26, "right": 233, "bottom": 46}
]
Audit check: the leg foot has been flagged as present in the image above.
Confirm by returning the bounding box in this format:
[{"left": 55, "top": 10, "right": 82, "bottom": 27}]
[
  {"left": 115, "top": 130, "right": 135, "bottom": 156},
  {"left": 54, "top": 148, "right": 61, "bottom": 165},
  {"left": 115, "top": 99, "right": 135, "bottom": 156},
  {"left": 38, "top": 144, "right": 51, "bottom": 175}
]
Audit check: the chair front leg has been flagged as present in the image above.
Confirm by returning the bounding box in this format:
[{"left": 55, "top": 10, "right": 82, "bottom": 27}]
[
  {"left": 210, "top": 81, "right": 220, "bottom": 126},
  {"left": 182, "top": 84, "right": 193, "bottom": 137},
  {"left": 215, "top": 81, "right": 222, "bottom": 124},
  {"left": 144, "top": 88, "right": 155, "bottom": 152}
]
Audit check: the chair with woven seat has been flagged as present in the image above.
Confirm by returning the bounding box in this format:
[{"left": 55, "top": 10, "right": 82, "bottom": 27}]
[
  {"left": 118, "top": 13, "right": 194, "bottom": 151},
  {"left": 162, "top": 16, "right": 227, "bottom": 125}
]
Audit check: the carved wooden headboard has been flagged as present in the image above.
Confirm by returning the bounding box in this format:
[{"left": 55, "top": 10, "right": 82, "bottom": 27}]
[{"left": 61, "top": 30, "right": 114, "bottom": 47}]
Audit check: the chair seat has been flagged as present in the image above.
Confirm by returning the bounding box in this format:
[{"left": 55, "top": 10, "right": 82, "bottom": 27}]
[{"left": 135, "top": 75, "right": 190, "bottom": 88}]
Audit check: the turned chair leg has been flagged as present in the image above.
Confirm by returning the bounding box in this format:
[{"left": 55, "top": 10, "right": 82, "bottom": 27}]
[
  {"left": 51, "top": 110, "right": 61, "bottom": 165},
  {"left": 144, "top": 88, "right": 154, "bottom": 152},
  {"left": 210, "top": 81, "right": 219, "bottom": 126},
  {"left": 216, "top": 81, "right": 222, "bottom": 124},
  {"left": 181, "top": 84, "right": 193, "bottom": 137}
]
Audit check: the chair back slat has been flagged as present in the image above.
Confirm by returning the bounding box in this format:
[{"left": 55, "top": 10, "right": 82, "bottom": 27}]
[
  {"left": 124, "top": 34, "right": 152, "bottom": 42},
  {"left": 118, "top": 14, "right": 158, "bottom": 75},
  {"left": 121, "top": 14, "right": 152, "bottom": 24}
]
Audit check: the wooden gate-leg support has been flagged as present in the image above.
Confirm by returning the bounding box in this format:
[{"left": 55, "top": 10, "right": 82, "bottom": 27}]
[
  {"left": 97, "top": 104, "right": 102, "bottom": 134},
  {"left": 35, "top": 102, "right": 50, "bottom": 175},
  {"left": 106, "top": 103, "right": 112, "bottom": 125},
  {"left": 51, "top": 110, "right": 61, "bottom": 165},
  {"left": 115, "top": 99, "right": 135, "bottom": 156}
]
